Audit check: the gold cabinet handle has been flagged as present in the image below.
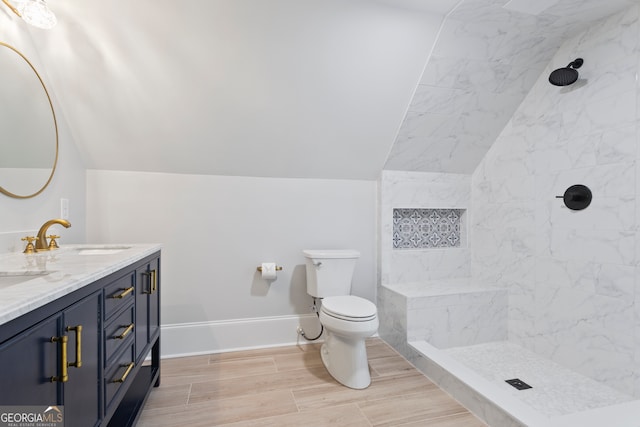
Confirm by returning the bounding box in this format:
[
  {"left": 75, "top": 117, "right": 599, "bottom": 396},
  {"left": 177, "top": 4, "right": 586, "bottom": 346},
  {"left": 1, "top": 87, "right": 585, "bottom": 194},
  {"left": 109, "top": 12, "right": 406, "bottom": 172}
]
[
  {"left": 50, "top": 335, "right": 69, "bottom": 383},
  {"left": 66, "top": 325, "right": 83, "bottom": 368},
  {"left": 112, "top": 362, "right": 134, "bottom": 383},
  {"left": 151, "top": 269, "right": 157, "bottom": 293},
  {"left": 111, "top": 286, "right": 134, "bottom": 299},
  {"left": 142, "top": 270, "right": 157, "bottom": 294},
  {"left": 114, "top": 323, "right": 134, "bottom": 340}
]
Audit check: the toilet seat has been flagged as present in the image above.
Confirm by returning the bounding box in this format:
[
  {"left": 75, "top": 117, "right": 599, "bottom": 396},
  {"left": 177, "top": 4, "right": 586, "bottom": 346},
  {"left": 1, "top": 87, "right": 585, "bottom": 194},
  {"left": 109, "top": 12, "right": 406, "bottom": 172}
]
[{"left": 321, "top": 295, "right": 377, "bottom": 322}]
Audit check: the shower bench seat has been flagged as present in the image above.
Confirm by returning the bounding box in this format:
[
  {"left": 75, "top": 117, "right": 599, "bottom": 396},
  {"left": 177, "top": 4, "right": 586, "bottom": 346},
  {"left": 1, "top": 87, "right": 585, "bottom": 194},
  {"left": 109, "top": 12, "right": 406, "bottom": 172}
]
[{"left": 380, "top": 278, "right": 508, "bottom": 350}]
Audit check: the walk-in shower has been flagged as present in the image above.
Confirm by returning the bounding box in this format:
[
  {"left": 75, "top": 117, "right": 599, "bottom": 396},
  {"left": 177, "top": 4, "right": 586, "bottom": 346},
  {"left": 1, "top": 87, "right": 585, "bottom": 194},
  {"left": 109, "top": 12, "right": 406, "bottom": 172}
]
[{"left": 379, "top": 1, "right": 640, "bottom": 425}]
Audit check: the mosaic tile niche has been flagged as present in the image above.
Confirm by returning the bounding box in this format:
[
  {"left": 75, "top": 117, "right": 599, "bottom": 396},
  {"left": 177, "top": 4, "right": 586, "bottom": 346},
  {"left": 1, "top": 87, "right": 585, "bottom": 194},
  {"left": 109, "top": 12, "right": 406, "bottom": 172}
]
[{"left": 393, "top": 208, "right": 464, "bottom": 249}]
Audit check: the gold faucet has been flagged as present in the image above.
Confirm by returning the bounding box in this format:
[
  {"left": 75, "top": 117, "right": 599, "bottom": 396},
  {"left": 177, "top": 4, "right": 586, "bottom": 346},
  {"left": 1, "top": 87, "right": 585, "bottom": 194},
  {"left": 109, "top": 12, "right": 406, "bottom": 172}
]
[{"left": 35, "top": 219, "right": 71, "bottom": 251}]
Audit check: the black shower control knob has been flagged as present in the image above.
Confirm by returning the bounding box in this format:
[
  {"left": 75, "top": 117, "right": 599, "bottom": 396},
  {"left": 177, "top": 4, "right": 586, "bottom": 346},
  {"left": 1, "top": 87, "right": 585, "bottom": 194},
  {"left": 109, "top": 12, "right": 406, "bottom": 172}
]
[
  {"left": 557, "top": 185, "right": 592, "bottom": 210},
  {"left": 567, "top": 191, "right": 584, "bottom": 201}
]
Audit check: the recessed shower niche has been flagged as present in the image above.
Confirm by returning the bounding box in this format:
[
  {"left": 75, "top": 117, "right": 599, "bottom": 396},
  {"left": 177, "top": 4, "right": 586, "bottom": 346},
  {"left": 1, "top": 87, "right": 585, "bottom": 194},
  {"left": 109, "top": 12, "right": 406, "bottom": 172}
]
[{"left": 392, "top": 208, "right": 465, "bottom": 249}]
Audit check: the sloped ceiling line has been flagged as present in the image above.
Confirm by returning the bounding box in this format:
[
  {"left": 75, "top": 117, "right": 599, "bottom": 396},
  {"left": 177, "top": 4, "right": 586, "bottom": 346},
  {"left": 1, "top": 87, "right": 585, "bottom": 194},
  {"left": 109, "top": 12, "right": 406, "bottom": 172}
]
[
  {"left": 17, "top": 0, "right": 640, "bottom": 180},
  {"left": 383, "top": 0, "right": 639, "bottom": 175}
]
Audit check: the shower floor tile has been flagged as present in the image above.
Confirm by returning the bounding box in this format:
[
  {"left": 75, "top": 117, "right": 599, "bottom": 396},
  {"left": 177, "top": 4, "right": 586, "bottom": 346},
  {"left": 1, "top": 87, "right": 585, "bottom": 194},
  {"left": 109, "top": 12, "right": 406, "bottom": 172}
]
[{"left": 444, "top": 341, "right": 634, "bottom": 417}]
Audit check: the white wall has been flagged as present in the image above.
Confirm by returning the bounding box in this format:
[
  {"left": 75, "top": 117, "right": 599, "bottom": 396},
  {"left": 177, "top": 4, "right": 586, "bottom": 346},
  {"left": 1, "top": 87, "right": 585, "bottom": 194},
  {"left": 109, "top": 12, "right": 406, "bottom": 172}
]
[
  {"left": 86, "top": 170, "right": 377, "bottom": 354},
  {"left": 471, "top": 5, "right": 640, "bottom": 397},
  {"left": 0, "top": 18, "right": 86, "bottom": 250}
]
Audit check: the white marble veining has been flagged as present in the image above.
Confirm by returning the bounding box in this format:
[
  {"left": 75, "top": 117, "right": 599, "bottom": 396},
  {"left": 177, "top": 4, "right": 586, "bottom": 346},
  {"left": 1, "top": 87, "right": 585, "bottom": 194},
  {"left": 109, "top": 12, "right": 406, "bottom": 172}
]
[
  {"left": 445, "top": 341, "right": 634, "bottom": 417},
  {"left": 383, "top": 279, "right": 508, "bottom": 348},
  {"left": 410, "top": 339, "right": 546, "bottom": 427},
  {"left": 469, "top": 4, "right": 640, "bottom": 398},
  {"left": 0, "top": 243, "right": 162, "bottom": 325},
  {"left": 409, "top": 302, "right": 507, "bottom": 347},
  {"left": 410, "top": 339, "right": 640, "bottom": 427},
  {"left": 384, "top": 0, "right": 639, "bottom": 174}
]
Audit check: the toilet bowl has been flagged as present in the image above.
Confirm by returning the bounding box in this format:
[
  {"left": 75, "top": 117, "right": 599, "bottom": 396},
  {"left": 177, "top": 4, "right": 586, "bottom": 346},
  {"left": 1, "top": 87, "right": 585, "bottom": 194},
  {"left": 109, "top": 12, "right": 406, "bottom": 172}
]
[
  {"left": 318, "top": 295, "right": 378, "bottom": 389},
  {"left": 302, "top": 249, "right": 378, "bottom": 389}
]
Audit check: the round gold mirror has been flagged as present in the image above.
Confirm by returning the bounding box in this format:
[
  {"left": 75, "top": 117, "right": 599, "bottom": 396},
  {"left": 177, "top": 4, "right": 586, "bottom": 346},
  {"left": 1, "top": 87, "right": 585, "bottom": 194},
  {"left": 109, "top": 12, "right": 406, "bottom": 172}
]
[{"left": 0, "top": 42, "right": 58, "bottom": 199}]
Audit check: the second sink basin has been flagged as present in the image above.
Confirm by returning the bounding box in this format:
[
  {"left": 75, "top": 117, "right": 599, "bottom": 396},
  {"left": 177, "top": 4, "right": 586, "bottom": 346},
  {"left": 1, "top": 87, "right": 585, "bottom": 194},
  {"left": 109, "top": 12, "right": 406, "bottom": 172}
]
[{"left": 75, "top": 246, "right": 131, "bottom": 256}]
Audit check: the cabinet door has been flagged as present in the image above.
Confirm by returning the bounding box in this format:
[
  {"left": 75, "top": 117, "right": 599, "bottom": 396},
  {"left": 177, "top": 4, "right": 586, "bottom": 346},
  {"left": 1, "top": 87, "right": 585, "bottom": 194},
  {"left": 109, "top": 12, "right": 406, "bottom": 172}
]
[
  {"left": 63, "top": 292, "right": 101, "bottom": 427},
  {"left": 135, "top": 257, "right": 160, "bottom": 361},
  {"left": 0, "top": 314, "right": 60, "bottom": 405}
]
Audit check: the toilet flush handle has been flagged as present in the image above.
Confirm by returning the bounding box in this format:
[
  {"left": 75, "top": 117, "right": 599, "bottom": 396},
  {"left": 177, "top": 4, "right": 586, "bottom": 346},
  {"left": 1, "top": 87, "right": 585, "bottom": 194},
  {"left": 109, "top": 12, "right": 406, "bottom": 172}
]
[{"left": 313, "top": 262, "right": 322, "bottom": 268}]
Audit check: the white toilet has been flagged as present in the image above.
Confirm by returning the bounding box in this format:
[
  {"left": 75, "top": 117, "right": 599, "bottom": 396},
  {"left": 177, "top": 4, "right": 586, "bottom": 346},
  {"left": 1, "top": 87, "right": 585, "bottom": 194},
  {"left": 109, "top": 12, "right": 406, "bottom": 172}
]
[{"left": 302, "top": 249, "right": 378, "bottom": 389}]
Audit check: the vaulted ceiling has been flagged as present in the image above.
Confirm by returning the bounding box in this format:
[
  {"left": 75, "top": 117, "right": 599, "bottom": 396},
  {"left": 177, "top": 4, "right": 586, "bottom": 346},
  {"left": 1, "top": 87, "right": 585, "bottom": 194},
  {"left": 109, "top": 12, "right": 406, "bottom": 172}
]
[
  {"left": 5, "top": 0, "right": 640, "bottom": 180},
  {"left": 383, "top": 0, "right": 640, "bottom": 173}
]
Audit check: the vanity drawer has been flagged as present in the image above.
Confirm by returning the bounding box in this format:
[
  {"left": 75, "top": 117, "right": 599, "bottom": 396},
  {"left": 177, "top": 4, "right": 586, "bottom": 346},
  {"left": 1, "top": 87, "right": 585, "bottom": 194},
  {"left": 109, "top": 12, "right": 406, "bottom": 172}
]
[
  {"left": 105, "top": 305, "right": 135, "bottom": 364},
  {"left": 104, "top": 272, "right": 135, "bottom": 320},
  {"left": 105, "top": 343, "right": 136, "bottom": 412}
]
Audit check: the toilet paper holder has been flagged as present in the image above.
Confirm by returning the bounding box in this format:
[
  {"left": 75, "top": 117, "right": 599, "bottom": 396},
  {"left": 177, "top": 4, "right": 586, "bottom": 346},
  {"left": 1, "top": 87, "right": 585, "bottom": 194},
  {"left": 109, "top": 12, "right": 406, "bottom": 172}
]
[{"left": 257, "top": 265, "right": 283, "bottom": 272}]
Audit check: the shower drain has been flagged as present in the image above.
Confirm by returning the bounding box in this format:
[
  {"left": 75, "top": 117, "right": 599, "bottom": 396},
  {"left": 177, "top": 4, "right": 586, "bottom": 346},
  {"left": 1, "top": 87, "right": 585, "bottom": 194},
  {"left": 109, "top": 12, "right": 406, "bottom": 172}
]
[{"left": 505, "top": 378, "right": 532, "bottom": 390}]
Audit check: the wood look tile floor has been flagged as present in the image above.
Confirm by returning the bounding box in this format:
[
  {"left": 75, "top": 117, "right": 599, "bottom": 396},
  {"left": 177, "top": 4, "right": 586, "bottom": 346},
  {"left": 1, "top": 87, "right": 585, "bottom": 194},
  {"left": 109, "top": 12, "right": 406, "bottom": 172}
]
[{"left": 137, "top": 338, "right": 487, "bottom": 427}]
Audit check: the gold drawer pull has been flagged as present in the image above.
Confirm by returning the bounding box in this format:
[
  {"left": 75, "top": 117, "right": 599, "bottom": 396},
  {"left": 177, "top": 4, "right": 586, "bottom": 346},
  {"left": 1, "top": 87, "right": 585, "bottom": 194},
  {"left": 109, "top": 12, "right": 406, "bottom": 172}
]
[
  {"left": 111, "top": 286, "right": 134, "bottom": 299},
  {"left": 114, "top": 323, "right": 134, "bottom": 340},
  {"left": 112, "top": 362, "right": 134, "bottom": 383},
  {"left": 50, "top": 335, "right": 68, "bottom": 383},
  {"left": 66, "top": 325, "right": 83, "bottom": 368}
]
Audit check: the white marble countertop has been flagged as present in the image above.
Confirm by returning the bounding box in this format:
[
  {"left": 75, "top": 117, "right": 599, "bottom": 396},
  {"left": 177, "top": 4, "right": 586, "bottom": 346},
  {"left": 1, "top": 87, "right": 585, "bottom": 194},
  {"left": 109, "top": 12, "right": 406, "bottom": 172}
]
[{"left": 0, "top": 243, "right": 162, "bottom": 326}]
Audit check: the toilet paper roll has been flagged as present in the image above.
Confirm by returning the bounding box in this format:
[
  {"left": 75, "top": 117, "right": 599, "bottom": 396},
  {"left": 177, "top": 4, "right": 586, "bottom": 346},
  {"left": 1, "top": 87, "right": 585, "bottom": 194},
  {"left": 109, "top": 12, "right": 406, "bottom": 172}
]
[{"left": 261, "top": 262, "right": 277, "bottom": 280}]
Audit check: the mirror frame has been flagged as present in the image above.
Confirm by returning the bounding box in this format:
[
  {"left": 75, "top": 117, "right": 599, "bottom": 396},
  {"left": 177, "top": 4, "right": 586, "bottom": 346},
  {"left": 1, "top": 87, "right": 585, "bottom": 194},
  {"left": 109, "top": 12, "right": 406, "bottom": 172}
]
[{"left": 0, "top": 41, "right": 58, "bottom": 199}]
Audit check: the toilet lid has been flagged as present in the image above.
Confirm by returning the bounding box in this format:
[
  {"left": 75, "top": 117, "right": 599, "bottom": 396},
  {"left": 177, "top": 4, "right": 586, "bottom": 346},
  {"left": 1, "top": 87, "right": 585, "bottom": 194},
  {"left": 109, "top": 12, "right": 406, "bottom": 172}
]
[{"left": 321, "top": 296, "right": 377, "bottom": 321}]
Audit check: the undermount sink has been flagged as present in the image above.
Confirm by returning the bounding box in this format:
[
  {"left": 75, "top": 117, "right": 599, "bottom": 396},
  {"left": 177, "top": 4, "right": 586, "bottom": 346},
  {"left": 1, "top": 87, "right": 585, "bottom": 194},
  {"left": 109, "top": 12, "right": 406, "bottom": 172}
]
[
  {"left": 75, "top": 246, "right": 131, "bottom": 256},
  {"left": 0, "top": 270, "right": 49, "bottom": 288}
]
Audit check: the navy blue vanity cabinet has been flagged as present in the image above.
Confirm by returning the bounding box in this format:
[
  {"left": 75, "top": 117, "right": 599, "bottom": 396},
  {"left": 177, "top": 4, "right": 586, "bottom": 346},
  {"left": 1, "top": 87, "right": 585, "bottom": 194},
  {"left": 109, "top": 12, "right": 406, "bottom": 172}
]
[
  {"left": 0, "top": 250, "right": 161, "bottom": 427},
  {"left": 0, "top": 291, "right": 101, "bottom": 427}
]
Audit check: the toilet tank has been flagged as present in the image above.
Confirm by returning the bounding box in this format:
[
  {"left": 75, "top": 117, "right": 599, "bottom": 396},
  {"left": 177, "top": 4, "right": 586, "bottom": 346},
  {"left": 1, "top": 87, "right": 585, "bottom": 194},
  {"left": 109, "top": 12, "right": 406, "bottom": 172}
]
[{"left": 302, "top": 249, "right": 360, "bottom": 298}]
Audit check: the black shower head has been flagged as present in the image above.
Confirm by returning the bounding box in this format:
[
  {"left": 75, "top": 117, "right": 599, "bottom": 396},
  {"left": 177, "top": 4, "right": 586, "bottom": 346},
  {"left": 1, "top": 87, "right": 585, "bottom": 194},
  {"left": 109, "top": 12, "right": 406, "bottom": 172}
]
[{"left": 549, "top": 58, "right": 583, "bottom": 86}]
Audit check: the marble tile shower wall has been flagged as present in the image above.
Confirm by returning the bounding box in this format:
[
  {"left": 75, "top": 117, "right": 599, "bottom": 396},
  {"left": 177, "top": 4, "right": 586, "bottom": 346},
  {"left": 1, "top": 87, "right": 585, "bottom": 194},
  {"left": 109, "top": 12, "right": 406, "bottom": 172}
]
[
  {"left": 382, "top": 0, "right": 598, "bottom": 175},
  {"left": 380, "top": 171, "right": 471, "bottom": 285},
  {"left": 471, "top": 5, "right": 640, "bottom": 397}
]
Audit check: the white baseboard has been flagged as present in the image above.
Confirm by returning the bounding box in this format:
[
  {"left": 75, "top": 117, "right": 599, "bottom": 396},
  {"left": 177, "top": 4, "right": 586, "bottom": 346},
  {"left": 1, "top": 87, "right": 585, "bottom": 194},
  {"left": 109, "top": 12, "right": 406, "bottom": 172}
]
[{"left": 160, "top": 314, "right": 323, "bottom": 358}]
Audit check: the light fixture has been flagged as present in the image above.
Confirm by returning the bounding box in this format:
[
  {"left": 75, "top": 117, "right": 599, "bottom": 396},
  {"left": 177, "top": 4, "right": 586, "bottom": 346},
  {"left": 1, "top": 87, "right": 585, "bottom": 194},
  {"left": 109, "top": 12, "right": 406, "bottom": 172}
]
[{"left": 2, "top": 0, "right": 56, "bottom": 29}]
